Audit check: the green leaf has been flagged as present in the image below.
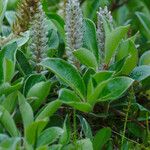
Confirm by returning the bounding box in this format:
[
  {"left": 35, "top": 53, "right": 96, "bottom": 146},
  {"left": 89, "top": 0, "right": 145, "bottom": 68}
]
[
  {"left": 59, "top": 88, "right": 92, "bottom": 112},
  {"left": 46, "top": 13, "right": 65, "bottom": 40},
  {"left": 0, "top": 42, "right": 17, "bottom": 61},
  {"left": 0, "top": 0, "right": 8, "bottom": 31},
  {"left": 0, "top": 106, "right": 19, "bottom": 137},
  {"left": 7, "top": 0, "right": 18, "bottom": 10},
  {"left": 70, "top": 102, "right": 92, "bottom": 113},
  {"left": 37, "top": 127, "right": 63, "bottom": 147},
  {"left": 0, "top": 134, "right": 8, "bottom": 143},
  {"left": 127, "top": 122, "right": 146, "bottom": 138},
  {"left": 25, "top": 119, "right": 48, "bottom": 146},
  {"left": 36, "top": 100, "right": 62, "bottom": 120},
  {"left": 5, "top": 11, "right": 16, "bottom": 26},
  {"left": 0, "top": 79, "right": 23, "bottom": 96},
  {"left": 135, "top": 12, "right": 150, "bottom": 40},
  {"left": 59, "top": 88, "right": 81, "bottom": 103},
  {"left": 48, "top": 144, "right": 62, "bottom": 150},
  {"left": 83, "top": 68, "right": 95, "bottom": 85},
  {"left": 139, "top": 50, "right": 150, "bottom": 66},
  {"left": 93, "top": 127, "right": 111, "bottom": 150},
  {"left": 16, "top": 31, "right": 30, "bottom": 47},
  {"left": 3, "top": 58, "right": 15, "bottom": 83},
  {"left": 0, "top": 42, "right": 17, "bottom": 84},
  {"left": 76, "top": 139, "right": 93, "bottom": 150},
  {"left": 40, "top": 58, "right": 86, "bottom": 99},
  {"left": 115, "top": 40, "right": 138, "bottom": 75},
  {"left": 82, "top": 0, "right": 108, "bottom": 20},
  {"left": 2, "top": 91, "right": 17, "bottom": 113},
  {"left": 59, "top": 115, "right": 71, "bottom": 145},
  {"left": 27, "top": 81, "right": 51, "bottom": 111},
  {"left": 105, "top": 25, "right": 129, "bottom": 64},
  {"left": 48, "top": 29, "right": 59, "bottom": 49},
  {"left": 92, "top": 71, "right": 114, "bottom": 84},
  {"left": 16, "top": 50, "right": 32, "bottom": 75},
  {"left": 0, "top": 137, "right": 20, "bottom": 150},
  {"left": 73, "top": 48, "right": 98, "bottom": 70},
  {"left": 83, "top": 18, "right": 99, "bottom": 62},
  {"left": 130, "top": 65, "right": 150, "bottom": 81},
  {"left": 89, "top": 77, "right": 134, "bottom": 105},
  {"left": 78, "top": 116, "right": 93, "bottom": 140},
  {"left": 64, "top": 138, "right": 93, "bottom": 150},
  {"left": 36, "top": 145, "right": 48, "bottom": 150},
  {"left": 23, "top": 74, "right": 46, "bottom": 96},
  {"left": 109, "top": 56, "right": 128, "bottom": 73},
  {"left": 87, "top": 78, "right": 94, "bottom": 100},
  {"left": 18, "top": 92, "right": 34, "bottom": 128}
]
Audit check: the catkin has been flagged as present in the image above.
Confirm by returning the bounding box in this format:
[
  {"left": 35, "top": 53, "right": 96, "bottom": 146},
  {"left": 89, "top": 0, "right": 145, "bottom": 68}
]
[
  {"left": 29, "top": 2, "right": 48, "bottom": 72},
  {"left": 65, "top": 0, "right": 84, "bottom": 64},
  {"left": 12, "top": 0, "right": 40, "bottom": 35},
  {"left": 97, "top": 6, "right": 113, "bottom": 66}
]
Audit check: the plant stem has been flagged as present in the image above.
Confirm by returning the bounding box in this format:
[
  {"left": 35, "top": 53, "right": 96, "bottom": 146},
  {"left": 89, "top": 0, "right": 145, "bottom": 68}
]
[
  {"left": 146, "top": 112, "right": 149, "bottom": 132},
  {"left": 121, "top": 101, "right": 131, "bottom": 147},
  {"left": 73, "top": 109, "right": 77, "bottom": 147},
  {"left": 121, "top": 88, "right": 133, "bottom": 147}
]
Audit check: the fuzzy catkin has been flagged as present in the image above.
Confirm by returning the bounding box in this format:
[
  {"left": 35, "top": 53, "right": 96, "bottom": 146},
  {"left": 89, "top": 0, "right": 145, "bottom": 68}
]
[
  {"left": 97, "top": 6, "right": 113, "bottom": 65},
  {"left": 65, "top": 0, "right": 84, "bottom": 63},
  {"left": 13, "top": 0, "right": 40, "bottom": 35},
  {"left": 29, "top": 2, "right": 48, "bottom": 72},
  {"left": 57, "top": 0, "right": 67, "bottom": 18}
]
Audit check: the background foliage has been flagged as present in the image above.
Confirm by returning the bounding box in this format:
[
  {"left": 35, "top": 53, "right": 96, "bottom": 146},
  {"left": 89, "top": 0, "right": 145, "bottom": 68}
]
[{"left": 0, "top": 0, "right": 150, "bottom": 149}]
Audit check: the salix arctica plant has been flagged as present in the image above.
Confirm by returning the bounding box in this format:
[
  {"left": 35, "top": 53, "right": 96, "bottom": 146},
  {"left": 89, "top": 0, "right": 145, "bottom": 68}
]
[
  {"left": 65, "top": 0, "right": 84, "bottom": 64},
  {"left": 29, "top": 2, "right": 48, "bottom": 73},
  {"left": 97, "top": 6, "right": 113, "bottom": 69}
]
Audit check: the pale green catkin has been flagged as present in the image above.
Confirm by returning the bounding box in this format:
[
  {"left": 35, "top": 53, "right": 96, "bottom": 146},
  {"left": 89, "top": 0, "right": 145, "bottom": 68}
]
[
  {"left": 97, "top": 6, "right": 113, "bottom": 68},
  {"left": 13, "top": 0, "right": 40, "bottom": 35},
  {"left": 29, "top": 2, "right": 48, "bottom": 72},
  {"left": 57, "top": 0, "right": 66, "bottom": 18},
  {"left": 65, "top": 0, "right": 84, "bottom": 64}
]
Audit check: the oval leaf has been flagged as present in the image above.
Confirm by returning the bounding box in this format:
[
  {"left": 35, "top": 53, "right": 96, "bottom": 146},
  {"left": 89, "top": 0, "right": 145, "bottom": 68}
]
[
  {"left": 0, "top": 106, "right": 19, "bottom": 137},
  {"left": 40, "top": 58, "right": 86, "bottom": 99},
  {"left": 89, "top": 77, "right": 134, "bottom": 105},
  {"left": 37, "top": 127, "right": 63, "bottom": 147},
  {"left": 130, "top": 65, "right": 150, "bottom": 81},
  {"left": 18, "top": 92, "right": 34, "bottom": 128},
  {"left": 27, "top": 81, "right": 51, "bottom": 111},
  {"left": 93, "top": 127, "right": 111, "bottom": 150},
  {"left": 36, "top": 100, "right": 62, "bottom": 120},
  {"left": 139, "top": 50, "right": 150, "bottom": 66},
  {"left": 105, "top": 25, "right": 129, "bottom": 64},
  {"left": 73, "top": 48, "right": 98, "bottom": 70},
  {"left": 59, "top": 88, "right": 92, "bottom": 112},
  {"left": 92, "top": 71, "right": 114, "bottom": 84},
  {"left": 25, "top": 120, "right": 48, "bottom": 146},
  {"left": 83, "top": 18, "right": 99, "bottom": 62},
  {"left": 116, "top": 40, "right": 138, "bottom": 75}
]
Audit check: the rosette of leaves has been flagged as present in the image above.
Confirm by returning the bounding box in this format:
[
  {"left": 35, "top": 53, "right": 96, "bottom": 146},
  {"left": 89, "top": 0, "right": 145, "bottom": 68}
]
[{"left": 40, "top": 5, "right": 135, "bottom": 113}]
